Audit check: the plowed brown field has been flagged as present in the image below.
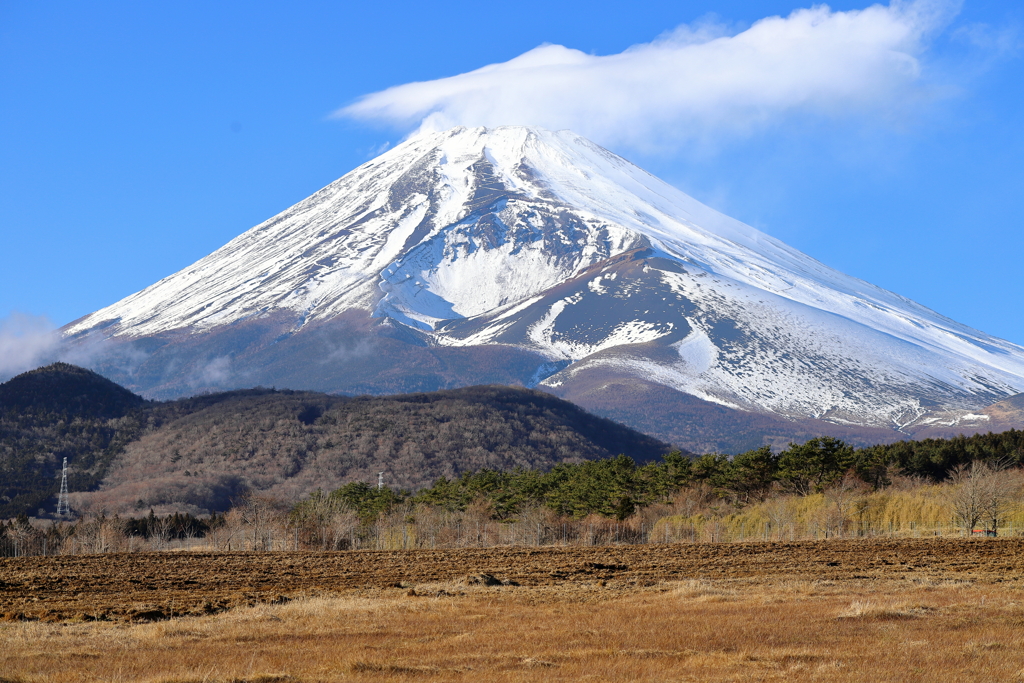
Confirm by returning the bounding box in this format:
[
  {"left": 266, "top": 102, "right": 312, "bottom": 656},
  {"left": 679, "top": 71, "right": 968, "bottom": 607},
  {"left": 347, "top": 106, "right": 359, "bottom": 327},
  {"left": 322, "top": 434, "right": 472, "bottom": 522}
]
[{"left": 2, "top": 537, "right": 1022, "bottom": 622}]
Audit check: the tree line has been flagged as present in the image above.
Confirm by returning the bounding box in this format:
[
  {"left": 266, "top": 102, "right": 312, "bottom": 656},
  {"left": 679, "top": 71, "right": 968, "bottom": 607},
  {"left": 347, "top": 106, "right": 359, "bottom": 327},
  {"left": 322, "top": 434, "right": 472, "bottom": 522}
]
[
  {"left": 284, "top": 433, "right": 1024, "bottom": 550},
  {"left": 301, "top": 431, "right": 1024, "bottom": 524},
  {"left": 5, "top": 429, "right": 1024, "bottom": 556}
]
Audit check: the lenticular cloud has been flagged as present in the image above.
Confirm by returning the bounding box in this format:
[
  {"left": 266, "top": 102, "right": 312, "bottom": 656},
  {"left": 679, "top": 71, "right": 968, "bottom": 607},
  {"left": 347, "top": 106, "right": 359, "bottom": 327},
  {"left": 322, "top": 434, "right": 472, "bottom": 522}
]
[{"left": 339, "top": 0, "right": 959, "bottom": 149}]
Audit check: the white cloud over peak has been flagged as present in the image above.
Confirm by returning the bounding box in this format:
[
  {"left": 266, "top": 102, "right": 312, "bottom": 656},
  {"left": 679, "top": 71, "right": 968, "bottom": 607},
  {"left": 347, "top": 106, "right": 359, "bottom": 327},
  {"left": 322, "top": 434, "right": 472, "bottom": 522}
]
[{"left": 339, "top": 0, "right": 961, "bottom": 149}]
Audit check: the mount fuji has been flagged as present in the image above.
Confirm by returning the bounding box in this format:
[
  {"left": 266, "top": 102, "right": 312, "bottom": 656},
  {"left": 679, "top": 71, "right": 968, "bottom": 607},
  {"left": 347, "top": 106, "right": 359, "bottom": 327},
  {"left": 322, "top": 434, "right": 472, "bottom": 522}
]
[{"left": 63, "top": 126, "right": 1024, "bottom": 452}]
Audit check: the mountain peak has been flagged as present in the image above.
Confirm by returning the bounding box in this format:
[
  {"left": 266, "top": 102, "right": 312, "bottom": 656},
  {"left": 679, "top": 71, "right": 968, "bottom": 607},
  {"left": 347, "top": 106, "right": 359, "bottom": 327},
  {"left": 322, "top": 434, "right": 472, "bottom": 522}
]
[{"left": 61, "top": 127, "right": 1024, "bottom": 444}]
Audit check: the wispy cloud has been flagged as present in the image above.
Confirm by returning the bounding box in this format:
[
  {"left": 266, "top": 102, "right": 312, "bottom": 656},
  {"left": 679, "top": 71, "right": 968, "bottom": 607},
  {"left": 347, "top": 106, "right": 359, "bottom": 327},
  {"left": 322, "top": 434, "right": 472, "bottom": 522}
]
[
  {"left": 196, "top": 356, "right": 233, "bottom": 387},
  {"left": 0, "top": 312, "right": 154, "bottom": 385},
  {"left": 0, "top": 312, "right": 60, "bottom": 380},
  {"left": 339, "top": 0, "right": 963, "bottom": 149}
]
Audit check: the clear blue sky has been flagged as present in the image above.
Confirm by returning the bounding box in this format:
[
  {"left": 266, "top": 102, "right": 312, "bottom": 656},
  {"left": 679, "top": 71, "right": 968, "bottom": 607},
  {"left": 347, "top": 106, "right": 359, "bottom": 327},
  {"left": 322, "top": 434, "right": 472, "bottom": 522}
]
[{"left": 2, "top": 1, "right": 1022, "bottom": 346}]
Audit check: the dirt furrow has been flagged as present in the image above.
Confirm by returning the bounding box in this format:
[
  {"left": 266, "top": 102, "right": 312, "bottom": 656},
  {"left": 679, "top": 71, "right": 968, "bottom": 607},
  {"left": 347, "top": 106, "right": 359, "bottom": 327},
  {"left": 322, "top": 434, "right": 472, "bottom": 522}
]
[{"left": 2, "top": 538, "right": 1022, "bottom": 622}]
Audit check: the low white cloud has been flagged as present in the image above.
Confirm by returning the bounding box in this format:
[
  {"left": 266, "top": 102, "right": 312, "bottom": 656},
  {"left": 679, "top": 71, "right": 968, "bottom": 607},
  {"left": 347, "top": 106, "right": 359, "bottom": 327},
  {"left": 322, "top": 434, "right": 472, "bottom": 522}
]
[
  {"left": 193, "top": 356, "right": 233, "bottom": 388},
  {"left": 0, "top": 312, "right": 158, "bottom": 384},
  {"left": 0, "top": 312, "right": 60, "bottom": 380},
  {"left": 339, "top": 0, "right": 962, "bottom": 149}
]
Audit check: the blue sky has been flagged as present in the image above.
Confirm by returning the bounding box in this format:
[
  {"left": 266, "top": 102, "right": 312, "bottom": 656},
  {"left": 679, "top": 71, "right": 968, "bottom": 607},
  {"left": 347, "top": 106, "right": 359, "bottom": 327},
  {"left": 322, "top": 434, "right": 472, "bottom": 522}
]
[{"left": 1, "top": 0, "right": 1022, "bottom": 354}]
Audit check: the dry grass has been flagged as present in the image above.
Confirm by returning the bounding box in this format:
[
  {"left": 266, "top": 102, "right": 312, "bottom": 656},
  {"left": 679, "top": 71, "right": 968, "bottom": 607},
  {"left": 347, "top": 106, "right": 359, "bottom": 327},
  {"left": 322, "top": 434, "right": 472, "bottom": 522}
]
[
  {"left": 2, "top": 577, "right": 1024, "bottom": 682},
  {"left": 835, "top": 599, "right": 932, "bottom": 620}
]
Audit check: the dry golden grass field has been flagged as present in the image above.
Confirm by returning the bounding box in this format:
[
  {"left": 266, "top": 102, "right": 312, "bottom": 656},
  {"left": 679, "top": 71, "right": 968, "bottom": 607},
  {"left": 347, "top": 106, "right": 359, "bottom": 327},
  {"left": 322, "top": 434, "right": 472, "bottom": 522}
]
[{"left": 2, "top": 538, "right": 1023, "bottom": 682}]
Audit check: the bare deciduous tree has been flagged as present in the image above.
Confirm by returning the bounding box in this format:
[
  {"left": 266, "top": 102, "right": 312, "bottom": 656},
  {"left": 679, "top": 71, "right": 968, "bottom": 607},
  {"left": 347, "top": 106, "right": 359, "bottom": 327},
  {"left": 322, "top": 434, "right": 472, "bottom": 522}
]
[
  {"left": 151, "top": 515, "right": 174, "bottom": 550},
  {"left": 291, "top": 490, "right": 360, "bottom": 550},
  {"left": 326, "top": 509, "right": 359, "bottom": 550},
  {"left": 951, "top": 463, "right": 983, "bottom": 535},
  {"left": 950, "top": 462, "right": 1006, "bottom": 536},
  {"left": 237, "top": 492, "right": 285, "bottom": 551},
  {"left": 763, "top": 496, "right": 796, "bottom": 541},
  {"left": 824, "top": 471, "right": 867, "bottom": 538},
  {"left": 979, "top": 462, "right": 1021, "bottom": 536},
  {"left": 208, "top": 508, "right": 245, "bottom": 551}
]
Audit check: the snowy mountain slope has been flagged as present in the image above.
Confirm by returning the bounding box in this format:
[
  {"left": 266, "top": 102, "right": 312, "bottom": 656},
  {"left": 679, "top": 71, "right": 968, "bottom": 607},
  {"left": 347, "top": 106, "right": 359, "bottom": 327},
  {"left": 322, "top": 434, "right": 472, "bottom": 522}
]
[{"left": 64, "top": 126, "right": 1024, "bottom": 437}]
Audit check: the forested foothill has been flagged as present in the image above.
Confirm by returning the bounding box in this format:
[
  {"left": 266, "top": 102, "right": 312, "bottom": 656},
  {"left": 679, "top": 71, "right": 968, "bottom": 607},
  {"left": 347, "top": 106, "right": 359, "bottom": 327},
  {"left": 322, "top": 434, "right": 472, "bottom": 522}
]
[
  {"left": 3, "top": 363, "right": 1024, "bottom": 558},
  {"left": 0, "top": 363, "right": 149, "bottom": 518},
  {"left": 0, "top": 363, "right": 673, "bottom": 519}
]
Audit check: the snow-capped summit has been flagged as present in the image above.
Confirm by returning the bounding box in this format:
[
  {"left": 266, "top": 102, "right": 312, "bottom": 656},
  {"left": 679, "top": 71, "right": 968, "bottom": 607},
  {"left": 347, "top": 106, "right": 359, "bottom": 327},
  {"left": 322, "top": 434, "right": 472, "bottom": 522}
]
[{"left": 64, "top": 126, "right": 1024, "bottom": 449}]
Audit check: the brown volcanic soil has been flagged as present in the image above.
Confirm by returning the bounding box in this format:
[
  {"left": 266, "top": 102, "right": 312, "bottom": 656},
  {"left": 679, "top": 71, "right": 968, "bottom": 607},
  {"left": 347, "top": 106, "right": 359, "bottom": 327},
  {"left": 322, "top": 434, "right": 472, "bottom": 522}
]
[{"left": 2, "top": 538, "right": 1022, "bottom": 622}]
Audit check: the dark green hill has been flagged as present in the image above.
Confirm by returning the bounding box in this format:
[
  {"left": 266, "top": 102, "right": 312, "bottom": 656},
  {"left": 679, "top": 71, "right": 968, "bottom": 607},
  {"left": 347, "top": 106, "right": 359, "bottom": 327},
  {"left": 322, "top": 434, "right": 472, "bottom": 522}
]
[
  {"left": 0, "top": 362, "right": 146, "bottom": 420},
  {"left": 0, "top": 363, "right": 150, "bottom": 517}
]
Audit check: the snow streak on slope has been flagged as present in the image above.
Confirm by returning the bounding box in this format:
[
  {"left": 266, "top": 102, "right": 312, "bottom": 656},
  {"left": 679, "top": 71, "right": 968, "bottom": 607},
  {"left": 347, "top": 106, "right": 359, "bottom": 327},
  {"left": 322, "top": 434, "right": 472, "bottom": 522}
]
[{"left": 65, "top": 126, "right": 1024, "bottom": 428}]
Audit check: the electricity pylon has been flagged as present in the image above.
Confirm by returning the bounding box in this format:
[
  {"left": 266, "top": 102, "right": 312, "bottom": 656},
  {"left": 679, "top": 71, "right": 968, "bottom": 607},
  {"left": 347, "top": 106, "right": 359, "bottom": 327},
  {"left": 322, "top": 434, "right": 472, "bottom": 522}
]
[{"left": 56, "top": 457, "right": 70, "bottom": 516}]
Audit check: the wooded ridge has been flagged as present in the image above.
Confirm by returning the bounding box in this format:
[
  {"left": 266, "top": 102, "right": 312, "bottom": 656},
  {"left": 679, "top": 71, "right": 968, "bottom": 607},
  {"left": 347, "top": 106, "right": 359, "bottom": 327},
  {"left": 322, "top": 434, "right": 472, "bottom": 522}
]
[{"left": 0, "top": 363, "right": 675, "bottom": 517}]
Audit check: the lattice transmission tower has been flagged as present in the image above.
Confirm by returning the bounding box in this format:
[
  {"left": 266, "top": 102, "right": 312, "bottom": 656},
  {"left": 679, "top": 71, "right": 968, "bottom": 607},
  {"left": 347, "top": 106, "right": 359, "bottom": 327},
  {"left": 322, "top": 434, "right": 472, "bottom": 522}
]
[{"left": 56, "top": 457, "right": 70, "bottom": 516}]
